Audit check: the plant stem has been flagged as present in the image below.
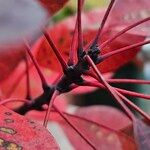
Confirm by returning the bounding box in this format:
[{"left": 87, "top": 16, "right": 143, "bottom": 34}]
[
  {"left": 101, "top": 40, "right": 150, "bottom": 61},
  {"left": 24, "top": 53, "right": 31, "bottom": 100},
  {"left": 116, "top": 88, "right": 150, "bottom": 100},
  {"left": 25, "top": 42, "right": 48, "bottom": 88},
  {"left": 68, "top": 0, "right": 85, "bottom": 65},
  {"left": 43, "top": 90, "right": 59, "bottom": 127},
  {"left": 83, "top": 71, "right": 150, "bottom": 100},
  {"left": 15, "top": 86, "right": 54, "bottom": 115},
  {"left": 107, "top": 79, "right": 150, "bottom": 84},
  {"left": 85, "top": 55, "right": 135, "bottom": 121},
  {"left": 6, "top": 63, "right": 33, "bottom": 98},
  {"left": 82, "top": 80, "right": 150, "bottom": 100},
  {"left": 116, "top": 92, "right": 150, "bottom": 121},
  {"left": 68, "top": 19, "right": 78, "bottom": 65},
  {"left": 101, "top": 17, "right": 150, "bottom": 49},
  {"left": 92, "top": 0, "right": 116, "bottom": 45},
  {"left": 82, "top": 80, "right": 150, "bottom": 121},
  {"left": 43, "top": 30, "right": 68, "bottom": 72},
  {"left": 53, "top": 104, "right": 97, "bottom": 150},
  {"left": 77, "top": 0, "right": 84, "bottom": 58}
]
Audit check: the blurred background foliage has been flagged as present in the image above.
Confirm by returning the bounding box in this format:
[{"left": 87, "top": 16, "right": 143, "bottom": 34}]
[{"left": 52, "top": 0, "right": 109, "bottom": 22}]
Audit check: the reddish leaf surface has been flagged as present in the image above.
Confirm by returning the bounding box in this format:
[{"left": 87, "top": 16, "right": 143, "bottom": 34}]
[
  {"left": 0, "top": 105, "right": 59, "bottom": 150},
  {"left": 98, "top": 30, "right": 144, "bottom": 73},
  {"left": 75, "top": 105, "right": 132, "bottom": 130},
  {"left": 107, "top": 0, "right": 150, "bottom": 36},
  {"left": 38, "top": 0, "right": 68, "bottom": 14},
  {"left": 59, "top": 114, "right": 136, "bottom": 150},
  {"left": 27, "top": 109, "right": 136, "bottom": 149},
  {"left": 34, "top": 8, "right": 145, "bottom": 73},
  {"left": 0, "top": 46, "right": 25, "bottom": 81},
  {"left": 0, "top": 62, "right": 57, "bottom": 99}
]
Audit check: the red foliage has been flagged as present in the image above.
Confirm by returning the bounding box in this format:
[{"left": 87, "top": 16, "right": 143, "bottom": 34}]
[
  {"left": 0, "top": 63, "right": 57, "bottom": 99},
  {"left": 39, "top": 0, "right": 69, "bottom": 14},
  {"left": 0, "top": 46, "right": 25, "bottom": 81},
  {"left": 75, "top": 105, "right": 131, "bottom": 130},
  {"left": 0, "top": 105, "right": 59, "bottom": 150},
  {"left": 26, "top": 107, "right": 136, "bottom": 150},
  {"left": 107, "top": 0, "right": 150, "bottom": 36},
  {"left": 52, "top": 110, "right": 136, "bottom": 150},
  {"left": 34, "top": 8, "right": 145, "bottom": 73}
]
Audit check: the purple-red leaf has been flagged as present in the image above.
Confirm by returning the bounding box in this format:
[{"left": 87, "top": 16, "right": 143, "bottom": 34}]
[
  {"left": 53, "top": 111, "right": 136, "bottom": 150},
  {"left": 107, "top": 0, "right": 150, "bottom": 36},
  {"left": 27, "top": 107, "right": 136, "bottom": 149},
  {"left": 75, "top": 105, "right": 131, "bottom": 130},
  {"left": 98, "top": 31, "right": 144, "bottom": 73},
  {"left": 0, "top": 105, "right": 59, "bottom": 150},
  {"left": 0, "top": 46, "right": 25, "bottom": 81},
  {"left": 0, "top": 63, "right": 57, "bottom": 99}
]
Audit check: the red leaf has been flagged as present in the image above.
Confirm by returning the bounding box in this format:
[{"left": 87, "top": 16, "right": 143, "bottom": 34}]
[
  {"left": 53, "top": 111, "right": 136, "bottom": 149},
  {"left": 98, "top": 31, "right": 144, "bottom": 73},
  {"left": 0, "top": 45, "right": 25, "bottom": 81},
  {"left": 38, "top": 0, "right": 69, "bottom": 14},
  {"left": 107, "top": 0, "right": 150, "bottom": 36},
  {"left": 0, "top": 105, "right": 59, "bottom": 150},
  {"left": 34, "top": 8, "right": 145, "bottom": 73},
  {"left": 27, "top": 110, "right": 136, "bottom": 149},
  {"left": 74, "top": 105, "right": 131, "bottom": 130},
  {"left": 0, "top": 63, "right": 57, "bottom": 99}
]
